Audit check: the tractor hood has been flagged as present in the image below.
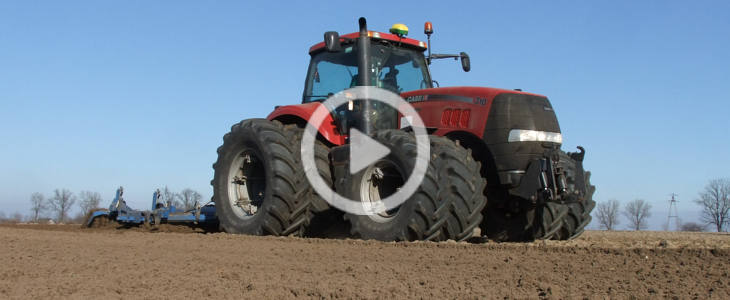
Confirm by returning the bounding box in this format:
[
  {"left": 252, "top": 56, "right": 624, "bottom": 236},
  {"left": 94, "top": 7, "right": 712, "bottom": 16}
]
[
  {"left": 401, "top": 86, "right": 561, "bottom": 141},
  {"left": 402, "top": 86, "right": 562, "bottom": 178}
]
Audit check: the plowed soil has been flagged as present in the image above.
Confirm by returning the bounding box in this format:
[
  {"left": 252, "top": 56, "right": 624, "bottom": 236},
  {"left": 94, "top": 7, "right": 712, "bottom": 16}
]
[{"left": 1, "top": 224, "right": 728, "bottom": 299}]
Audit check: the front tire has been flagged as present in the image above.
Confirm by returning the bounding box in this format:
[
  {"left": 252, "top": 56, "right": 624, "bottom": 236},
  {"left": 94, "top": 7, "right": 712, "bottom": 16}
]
[
  {"left": 484, "top": 202, "right": 567, "bottom": 241},
  {"left": 343, "top": 130, "right": 444, "bottom": 242},
  {"left": 533, "top": 202, "right": 568, "bottom": 240},
  {"left": 432, "top": 137, "right": 487, "bottom": 242},
  {"left": 212, "top": 119, "right": 311, "bottom": 236},
  {"left": 554, "top": 171, "right": 596, "bottom": 240}
]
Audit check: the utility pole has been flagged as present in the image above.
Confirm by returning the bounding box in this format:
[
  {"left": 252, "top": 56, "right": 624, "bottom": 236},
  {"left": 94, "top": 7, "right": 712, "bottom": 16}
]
[{"left": 666, "top": 193, "right": 680, "bottom": 231}]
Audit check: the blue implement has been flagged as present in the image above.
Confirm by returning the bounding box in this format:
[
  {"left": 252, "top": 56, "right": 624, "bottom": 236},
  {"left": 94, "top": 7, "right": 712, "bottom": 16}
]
[{"left": 84, "top": 187, "right": 218, "bottom": 228}]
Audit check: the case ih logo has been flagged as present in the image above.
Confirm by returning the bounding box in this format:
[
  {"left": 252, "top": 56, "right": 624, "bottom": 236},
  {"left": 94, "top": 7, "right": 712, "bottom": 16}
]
[{"left": 405, "top": 95, "right": 428, "bottom": 102}]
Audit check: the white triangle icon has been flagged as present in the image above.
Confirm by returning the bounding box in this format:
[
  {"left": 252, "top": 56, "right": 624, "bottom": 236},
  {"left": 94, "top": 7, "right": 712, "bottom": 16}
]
[{"left": 349, "top": 128, "right": 391, "bottom": 174}]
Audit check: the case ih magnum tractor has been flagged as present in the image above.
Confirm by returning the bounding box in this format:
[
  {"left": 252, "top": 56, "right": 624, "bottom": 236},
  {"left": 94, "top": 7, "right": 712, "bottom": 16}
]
[{"left": 211, "top": 18, "right": 595, "bottom": 242}]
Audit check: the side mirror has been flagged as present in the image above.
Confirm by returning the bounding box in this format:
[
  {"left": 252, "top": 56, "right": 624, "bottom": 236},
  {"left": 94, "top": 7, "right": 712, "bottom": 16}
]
[
  {"left": 324, "top": 31, "right": 342, "bottom": 52},
  {"left": 460, "top": 52, "right": 470, "bottom": 72}
]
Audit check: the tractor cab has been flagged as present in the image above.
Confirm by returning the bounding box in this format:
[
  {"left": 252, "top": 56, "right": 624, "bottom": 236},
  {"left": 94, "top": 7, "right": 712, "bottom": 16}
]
[
  {"left": 303, "top": 30, "right": 433, "bottom": 133},
  {"left": 303, "top": 30, "right": 432, "bottom": 102},
  {"left": 301, "top": 22, "right": 470, "bottom": 135}
]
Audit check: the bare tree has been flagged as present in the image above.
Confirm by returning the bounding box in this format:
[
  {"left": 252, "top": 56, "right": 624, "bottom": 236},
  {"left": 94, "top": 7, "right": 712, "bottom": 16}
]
[
  {"left": 596, "top": 199, "right": 621, "bottom": 230},
  {"left": 177, "top": 188, "right": 202, "bottom": 210},
  {"left": 30, "top": 192, "right": 46, "bottom": 222},
  {"left": 694, "top": 178, "right": 730, "bottom": 232},
  {"left": 48, "top": 189, "right": 76, "bottom": 223},
  {"left": 159, "top": 186, "right": 181, "bottom": 207},
  {"left": 680, "top": 222, "right": 705, "bottom": 232},
  {"left": 78, "top": 191, "right": 102, "bottom": 216},
  {"left": 623, "top": 199, "right": 652, "bottom": 230}
]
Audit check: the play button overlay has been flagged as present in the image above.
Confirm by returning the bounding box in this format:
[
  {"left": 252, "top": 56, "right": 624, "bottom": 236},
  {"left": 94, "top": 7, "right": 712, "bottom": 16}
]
[
  {"left": 300, "top": 86, "right": 430, "bottom": 216},
  {"left": 348, "top": 128, "right": 391, "bottom": 174}
]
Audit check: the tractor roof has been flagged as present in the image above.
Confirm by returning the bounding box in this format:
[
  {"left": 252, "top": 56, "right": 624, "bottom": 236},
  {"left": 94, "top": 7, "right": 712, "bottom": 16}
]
[{"left": 309, "top": 31, "right": 427, "bottom": 54}]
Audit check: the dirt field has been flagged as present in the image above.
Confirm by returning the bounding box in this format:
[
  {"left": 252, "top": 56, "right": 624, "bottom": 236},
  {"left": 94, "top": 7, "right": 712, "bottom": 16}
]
[{"left": 1, "top": 224, "right": 728, "bottom": 299}]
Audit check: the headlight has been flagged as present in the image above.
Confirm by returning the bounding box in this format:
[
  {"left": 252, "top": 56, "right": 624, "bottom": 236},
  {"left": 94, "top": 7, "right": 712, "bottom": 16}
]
[{"left": 508, "top": 129, "right": 563, "bottom": 143}]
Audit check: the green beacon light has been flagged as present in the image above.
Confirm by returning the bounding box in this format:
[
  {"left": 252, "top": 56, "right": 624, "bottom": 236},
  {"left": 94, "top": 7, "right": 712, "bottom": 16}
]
[{"left": 389, "top": 23, "right": 409, "bottom": 37}]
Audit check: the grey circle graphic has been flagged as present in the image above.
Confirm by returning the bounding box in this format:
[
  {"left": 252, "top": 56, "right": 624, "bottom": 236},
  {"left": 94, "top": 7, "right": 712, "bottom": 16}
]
[{"left": 301, "top": 86, "right": 430, "bottom": 215}]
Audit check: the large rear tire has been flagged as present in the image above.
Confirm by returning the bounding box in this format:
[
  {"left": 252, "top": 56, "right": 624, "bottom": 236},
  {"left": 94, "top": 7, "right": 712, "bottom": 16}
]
[
  {"left": 283, "top": 124, "right": 333, "bottom": 213},
  {"left": 212, "top": 119, "right": 311, "bottom": 236}
]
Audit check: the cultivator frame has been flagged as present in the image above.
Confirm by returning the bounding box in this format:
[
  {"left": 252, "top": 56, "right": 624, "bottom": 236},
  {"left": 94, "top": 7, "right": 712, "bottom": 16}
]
[{"left": 85, "top": 187, "right": 217, "bottom": 228}]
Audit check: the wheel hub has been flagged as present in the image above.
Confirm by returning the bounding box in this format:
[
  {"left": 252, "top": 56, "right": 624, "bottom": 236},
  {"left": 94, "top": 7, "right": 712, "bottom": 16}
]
[
  {"left": 359, "top": 159, "right": 405, "bottom": 222},
  {"left": 228, "top": 152, "right": 266, "bottom": 219}
]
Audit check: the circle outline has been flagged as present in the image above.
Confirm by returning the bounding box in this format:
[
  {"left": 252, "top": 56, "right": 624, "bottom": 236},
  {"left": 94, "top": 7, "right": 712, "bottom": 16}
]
[{"left": 300, "top": 86, "right": 430, "bottom": 215}]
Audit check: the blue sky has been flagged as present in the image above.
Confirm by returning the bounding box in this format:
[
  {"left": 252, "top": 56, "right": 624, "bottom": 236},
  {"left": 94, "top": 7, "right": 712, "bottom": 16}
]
[{"left": 1, "top": 1, "right": 728, "bottom": 229}]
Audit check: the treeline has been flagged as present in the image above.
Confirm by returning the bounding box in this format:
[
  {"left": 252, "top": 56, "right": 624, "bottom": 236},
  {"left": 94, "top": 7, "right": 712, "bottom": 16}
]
[
  {"left": 594, "top": 178, "right": 730, "bottom": 232},
  {"left": 25, "top": 189, "right": 101, "bottom": 224},
  {"left": 0, "top": 186, "right": 204, "bottom": 224}
]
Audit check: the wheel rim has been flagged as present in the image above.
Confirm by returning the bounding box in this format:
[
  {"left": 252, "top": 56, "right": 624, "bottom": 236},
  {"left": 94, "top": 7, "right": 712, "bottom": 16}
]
[
  {"left": 227, "top": 150, "right": 266, "bottom": 219},
  {"left": 359, "top": 159, "right": 404, "bottom": 223}
]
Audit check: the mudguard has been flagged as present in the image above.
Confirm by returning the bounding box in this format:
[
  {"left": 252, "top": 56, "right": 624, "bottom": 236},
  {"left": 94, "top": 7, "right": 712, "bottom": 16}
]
[{"left": 267, "top": 103, "right": 346, "bottom": 146}]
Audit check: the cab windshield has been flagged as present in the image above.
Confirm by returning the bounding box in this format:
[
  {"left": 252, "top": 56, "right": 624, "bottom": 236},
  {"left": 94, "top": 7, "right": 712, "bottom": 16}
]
[{"left": 303, "top": 43, "right": 431, "bottom": 102}]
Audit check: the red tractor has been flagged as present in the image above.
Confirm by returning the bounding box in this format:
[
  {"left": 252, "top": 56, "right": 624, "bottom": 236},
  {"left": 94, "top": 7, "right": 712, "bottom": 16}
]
[{"left": 211, "top": 18, "right": 595, "bottom": 242}]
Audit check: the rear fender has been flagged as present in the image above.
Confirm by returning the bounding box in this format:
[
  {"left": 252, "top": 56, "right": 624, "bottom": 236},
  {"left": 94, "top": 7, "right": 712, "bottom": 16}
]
[{"left": 267, "top": 103, "right": 346, "bottom": 146}]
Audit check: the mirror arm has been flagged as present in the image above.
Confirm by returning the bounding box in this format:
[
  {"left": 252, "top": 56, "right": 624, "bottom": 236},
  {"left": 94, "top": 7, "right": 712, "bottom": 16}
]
[
  {"left": 429, "top": 52, "right": 470, "bottom": 72},
  {"left": 429, "top": 53, "right": 461, "bottom": 60}
]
